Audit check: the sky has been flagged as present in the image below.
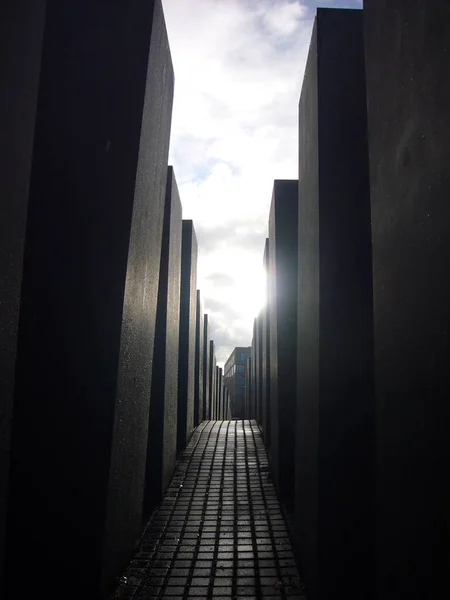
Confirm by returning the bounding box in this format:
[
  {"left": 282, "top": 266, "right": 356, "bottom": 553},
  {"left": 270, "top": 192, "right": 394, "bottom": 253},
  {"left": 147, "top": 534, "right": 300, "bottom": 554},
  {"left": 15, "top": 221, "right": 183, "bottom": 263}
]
[{"left": 161, "top": 0, "right": 363, "bottom": 366}]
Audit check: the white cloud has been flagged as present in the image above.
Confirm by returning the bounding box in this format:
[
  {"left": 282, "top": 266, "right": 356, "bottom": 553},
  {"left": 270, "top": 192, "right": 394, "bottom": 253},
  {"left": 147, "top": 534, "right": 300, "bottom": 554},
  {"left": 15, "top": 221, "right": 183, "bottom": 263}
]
[
  {"left": 161, "top": 0, "right": 313, "bottom": 365},
  {"left": 261, "top": 1, "right": 308, "bottom": 37}
]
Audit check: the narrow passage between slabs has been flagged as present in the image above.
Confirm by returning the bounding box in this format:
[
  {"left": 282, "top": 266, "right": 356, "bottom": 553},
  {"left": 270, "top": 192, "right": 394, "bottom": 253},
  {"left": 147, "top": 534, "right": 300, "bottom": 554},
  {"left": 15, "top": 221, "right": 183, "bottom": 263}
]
[{"left": 112, "top": 420, "right": 306, "bottom": 599}]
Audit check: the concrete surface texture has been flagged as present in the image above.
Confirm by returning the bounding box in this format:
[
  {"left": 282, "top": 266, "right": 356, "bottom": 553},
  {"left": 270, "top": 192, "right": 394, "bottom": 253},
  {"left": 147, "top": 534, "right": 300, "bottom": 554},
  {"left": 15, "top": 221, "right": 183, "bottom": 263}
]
[
  {"left": 244, "top": 356, "right": 252, "bottom": 419},
  {"left": 296, "top": 9, "right": 374, "bottom": 599},
  {"left": 261, "top": 238, "right": 271, "bottom": 446},
  {"left": 194, "top": 290, "right": 204, "bottom": 427},
  {"left": 254, "top": 315, "right": 263, "bottom": 427},
  {"left": 217, "top": 368, "right": 221, "bottom": 419},
  {"left": 268, "top": 180, "right": 299, "bottom": 518},
  {"left": 202, "top": 314, "right": 211, "bottom": 420},
  {"left": 251, "top": 319, "right": 257, "bottom": 421},
  {"left": 145, "top": 166, "right": 182, "bottom": 517},
  {"left": 365, "top": 1, "right": 450, "bottom": 598},
  {"left": 209, "top": 341, "right": 216, "bottom": 419},
  {"left": 225, "top": 388, "right": 231, "bottom": 419},
  {"left": 0, "top": 1, "right": 46, "bottom": 589},
  {"left": 219, "top": 368, "right": 223, "bottom": 419},
  {"left": 5, "top": 1, "right": 174, "bottom": 597},
  {"left": 215, "top": 365, "right": 220, "bottom": 419},
  {"left": 177, "top": 220, "right": 198, "bottom": 455}
]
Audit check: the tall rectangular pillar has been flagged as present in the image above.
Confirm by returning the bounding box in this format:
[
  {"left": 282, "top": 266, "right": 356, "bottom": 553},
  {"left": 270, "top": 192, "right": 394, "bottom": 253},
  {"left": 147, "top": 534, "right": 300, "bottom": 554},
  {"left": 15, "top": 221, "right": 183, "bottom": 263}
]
[
  {"left": 216, "top": 367, "right": 222, "bottom": 420},
  {"left": 296, "top": 9, "right": 374, "bottom": 600},
  {"left": 217, "top": 368, "right": 221, "bottom": 420},
  {"left": 244, "top": 356, "right": 252, "bottom": 419},
  {"left": 209, "top": 341, "right": 216, "bottom": 419},
  {"left": 268, "top": 180, "right": 298, "bottom": 516},
  {"left": 215, "top": 365, "right": 220, "bottom": 419},
  {"left": 243, "top": 362, "right": 248, "bottom": 419},
  {"left": 262, "top": 239, "right": 271, "bottom": 445},
  {"left": 251, "top": 320, "right": 257, "bottom": 419},
  {"left": 255, "top": 314, "right": 263, "bottom": 426},
  {"left": 4, "top": 1, "right": 174, "bottom": 596},
  {"left": 224, "top": 388, "right": 230, "bottom": 420},
  {"left": 224, "top": 388, "right": 227, "bottom": 420},
  {"left": 365, "top": 2, "right": 450, "bottom": 598},
  {"left": 202, "top": 315, "right": 211, "bottom": 420},
  {"left": 177, "top": 220, "right": 198, "bottom": 454},
  {"left": 144, "top": 166, "right": 181, "bottom": 516},
  {"left": 219, "top": 367, "right": 223, "bottom": 419},
  {"left": 194, "top": 290, "right": 204, "bottom": 426},
  {"left": 0, "top": 2, "right": 46, "bottom": 588}
]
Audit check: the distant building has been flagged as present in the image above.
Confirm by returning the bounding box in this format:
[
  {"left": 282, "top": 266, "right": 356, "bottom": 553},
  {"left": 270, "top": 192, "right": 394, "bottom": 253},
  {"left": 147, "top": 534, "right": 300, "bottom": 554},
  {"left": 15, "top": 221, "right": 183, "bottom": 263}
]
[{"left": 223, "top": 346, "right": 252, "bottom": 418}]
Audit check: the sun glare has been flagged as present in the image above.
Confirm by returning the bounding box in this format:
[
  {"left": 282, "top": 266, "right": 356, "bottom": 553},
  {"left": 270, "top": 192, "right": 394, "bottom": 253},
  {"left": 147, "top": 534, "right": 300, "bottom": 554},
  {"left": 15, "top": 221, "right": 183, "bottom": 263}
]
[
  {"left": 231, "top": 265, "right": 266, "bottom": 322},
  {"left": 199, "top": 247, "right": 267, "bottom": 339}
]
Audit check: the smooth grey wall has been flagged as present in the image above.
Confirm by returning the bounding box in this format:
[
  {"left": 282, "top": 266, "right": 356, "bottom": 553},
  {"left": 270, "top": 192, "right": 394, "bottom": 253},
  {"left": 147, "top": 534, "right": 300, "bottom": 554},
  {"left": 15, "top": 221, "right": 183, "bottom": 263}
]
[
  {"left": 209, "top": 340, "right": 216, "bottom": 419},
  {"left": 261, "top": 239, "right": 271, "bottom": 445},
  {"left": 215, "top": 365, "right": 220, "bottom": 418},
  {"left": 244, "top": 356, "right": 252, "bottom": 419},
  {"left": 219, "top": 367, "right": 223, "bottom": 419},
  {"left": 251, "top": 320, "right": 257, "bottom": 420},
  {"left": 177, "top": 220, "right": 198, "bottom": 453},
  {"left": 194, "top": 290, "right": 204, "bottom": 426},
  {"left": 145, "top": 166, "right": 182, "bottom": 516},
  {"left": 365, "top": 2, "right": 450, "bottom": 598},
  {"left": 255, "top": 315, "right": 263, "bottom": 425},
  {"left": 202, "top": 315, "right": 211, "bottom": 420},
  {"left": 296, "top": 9, "right": 374, "bottom": 600},
  {"left": 255, "top": 316, "right": 260, "bottom": 423},
  {"left": 4, "top": 1, "right": 173, "bottom": 596},
  {"left": 0, "top": 1, "right": 46, "bottom": 589},
  {"left": 268, "top": 180, "right": 298, "bottom": 516}
]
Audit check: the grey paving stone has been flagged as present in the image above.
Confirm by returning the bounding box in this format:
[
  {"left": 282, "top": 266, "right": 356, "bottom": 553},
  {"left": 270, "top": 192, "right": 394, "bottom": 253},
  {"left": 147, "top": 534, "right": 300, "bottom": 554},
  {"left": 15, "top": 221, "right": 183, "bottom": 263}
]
[{"left": 110, "top": 420, "right": 305, "bottom": 598}]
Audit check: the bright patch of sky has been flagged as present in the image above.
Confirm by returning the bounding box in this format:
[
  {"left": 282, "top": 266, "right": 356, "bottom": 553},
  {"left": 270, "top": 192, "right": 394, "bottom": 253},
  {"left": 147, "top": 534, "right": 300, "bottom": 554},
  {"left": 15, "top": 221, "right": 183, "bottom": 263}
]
[{"left": 161, "top": 0, "right": 363, "bottom": 366}]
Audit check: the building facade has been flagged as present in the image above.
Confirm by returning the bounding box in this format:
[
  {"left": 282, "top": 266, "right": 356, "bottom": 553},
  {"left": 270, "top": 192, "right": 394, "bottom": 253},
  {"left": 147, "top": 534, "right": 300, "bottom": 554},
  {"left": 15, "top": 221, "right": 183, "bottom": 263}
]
[{"left": 223, "top": 346, "right": 251, "bottom": 418}]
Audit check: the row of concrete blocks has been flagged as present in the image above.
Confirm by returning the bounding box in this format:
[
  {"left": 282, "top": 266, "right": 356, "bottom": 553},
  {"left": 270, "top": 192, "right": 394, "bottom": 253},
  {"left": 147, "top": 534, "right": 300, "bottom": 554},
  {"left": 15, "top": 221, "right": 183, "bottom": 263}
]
[
  {"left": 0, "top": 1, "right": 230, "bottom": 598},
  {"left": 147, "top": 170, "right": 230, "bottom": 511},
  {"left": 247, "top": 5, "right": 450, "bottom": 600}
]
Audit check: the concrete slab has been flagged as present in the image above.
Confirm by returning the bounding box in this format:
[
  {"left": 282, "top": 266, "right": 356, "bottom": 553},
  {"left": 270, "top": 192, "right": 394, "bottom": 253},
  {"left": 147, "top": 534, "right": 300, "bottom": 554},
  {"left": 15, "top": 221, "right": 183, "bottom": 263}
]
[
  {"left": 4, "top": 1, "right": 174, "bottom": 596},
  {"left": 365, "top": 2, "right": 450, "bottom": 598},
  {"left": 251, "top": 320, "right": 257, "bottom": 420},
  {"left": 262, "top": 239, "right": 271, "bottom": 446},
  {"left": 219, "top": 367, "right": 223, "bottom": 420},
  {"left": 268, "top": 180, "right": 298, "bottom": 516},
  {"left": 194, "top": 291, "right": 204, "bottom": 427},
  {"left": 202, "top": 315, "right": 210, "bottom": 420},
  {"left": 255, "top": 314, "right": 263, "bottom": 426},
  {"left": 244, "top": 356, "right": 252, "bottom": 419},
  {"left": 0, "top": 2, "right": 46, "bottom": 588},
  {"left": 144, "top": 166, "right": 182, "bottom": 517},
  {"left": 215, "top": 365, "right": 220, "bottom": 419},
  {"left": 209, "top": 341, "right": 216, "bottom": 419},
  {"left": 296, "top": 9, "right": 374, "bottom": 599},
  {"left": 177, "top": 221, "right": 198, "bottom": 454},
  {"left": 225, "top": 388, "right": 231, "bottom": 419}
]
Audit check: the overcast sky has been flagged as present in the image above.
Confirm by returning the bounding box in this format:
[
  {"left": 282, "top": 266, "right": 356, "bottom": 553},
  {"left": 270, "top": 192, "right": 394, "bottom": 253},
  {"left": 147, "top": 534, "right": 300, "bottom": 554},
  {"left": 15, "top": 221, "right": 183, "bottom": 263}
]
[{"left": 161, "top": 0, "right": 363, "bottom": 366}]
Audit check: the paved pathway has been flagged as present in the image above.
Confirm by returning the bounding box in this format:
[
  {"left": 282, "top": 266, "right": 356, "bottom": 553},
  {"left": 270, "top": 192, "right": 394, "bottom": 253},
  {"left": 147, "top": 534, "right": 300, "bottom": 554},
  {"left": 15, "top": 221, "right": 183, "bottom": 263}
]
[{"left": 112, "top": 420, "right": 306, "bottom": 599}]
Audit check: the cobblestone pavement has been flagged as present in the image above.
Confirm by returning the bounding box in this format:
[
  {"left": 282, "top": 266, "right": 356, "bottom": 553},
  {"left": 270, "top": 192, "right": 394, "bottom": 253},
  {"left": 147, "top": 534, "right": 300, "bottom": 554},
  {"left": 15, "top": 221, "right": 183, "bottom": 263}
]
[{"left": 111, "top": 420, "right": 306, "bottom": 599}]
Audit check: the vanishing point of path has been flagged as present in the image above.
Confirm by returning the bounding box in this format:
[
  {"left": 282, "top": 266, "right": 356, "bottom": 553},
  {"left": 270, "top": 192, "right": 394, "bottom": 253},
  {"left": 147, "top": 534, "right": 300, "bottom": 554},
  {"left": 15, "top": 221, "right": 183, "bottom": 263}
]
[{"left": 112, "top": 420, "right": 306, "bottom": 599}]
